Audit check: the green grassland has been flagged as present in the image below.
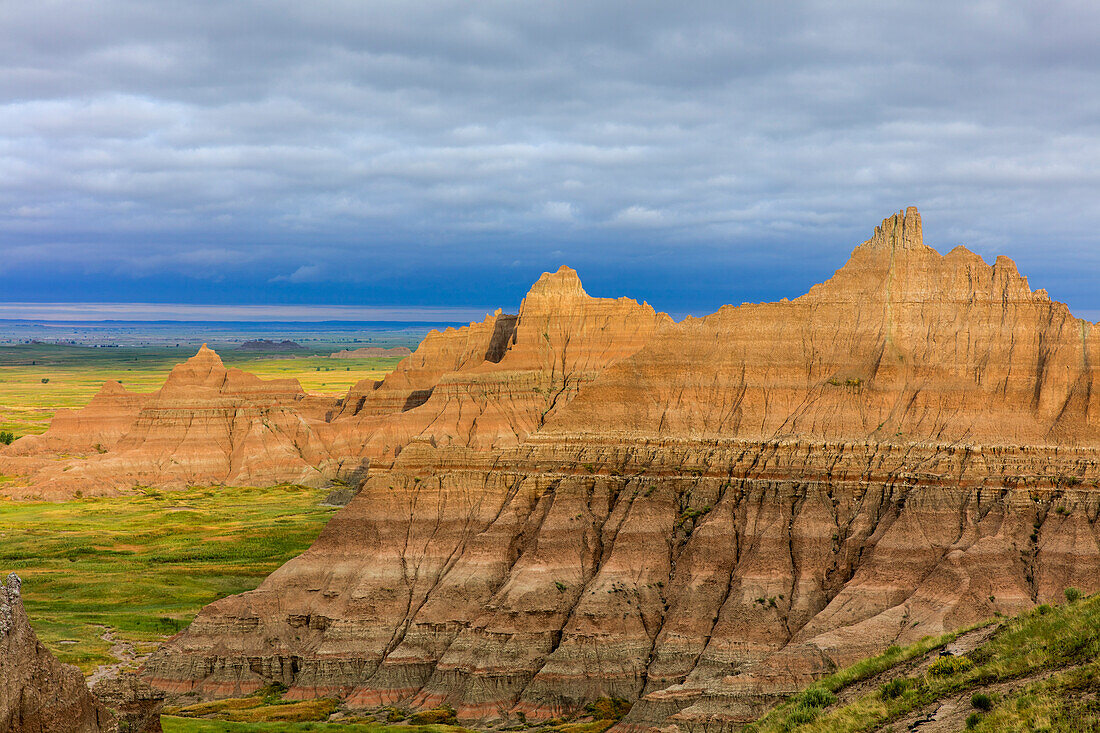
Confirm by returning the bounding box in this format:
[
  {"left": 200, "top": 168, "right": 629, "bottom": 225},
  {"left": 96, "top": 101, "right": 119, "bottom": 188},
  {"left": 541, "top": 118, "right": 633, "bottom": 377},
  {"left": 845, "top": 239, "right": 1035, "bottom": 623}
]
[
  {"left": 0, "top": 342, "right": 402, "bottom": 436},
  {"left": 0, "top": 342, "right": 400, "bottom": 675},
  {"left": 0, "top": 483, "right": 337, "bottom": 673},
  {"left": 750, "top": 589, "right": 1100, "bottom": 732}
]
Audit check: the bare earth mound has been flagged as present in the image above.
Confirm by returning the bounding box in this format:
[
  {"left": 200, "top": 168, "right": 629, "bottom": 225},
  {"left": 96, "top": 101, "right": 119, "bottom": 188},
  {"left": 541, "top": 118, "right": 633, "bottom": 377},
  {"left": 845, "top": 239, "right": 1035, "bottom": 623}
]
[{"left": 0, "top": 344, "right": 337, "bottom": 498}]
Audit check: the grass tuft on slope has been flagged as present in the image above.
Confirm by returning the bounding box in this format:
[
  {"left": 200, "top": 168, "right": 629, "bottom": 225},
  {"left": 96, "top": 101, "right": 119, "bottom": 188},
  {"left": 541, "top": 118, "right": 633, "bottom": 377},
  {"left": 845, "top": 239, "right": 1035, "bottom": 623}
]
[{"left": 749, "top": 591, "right": 1100, "bottom": 732}]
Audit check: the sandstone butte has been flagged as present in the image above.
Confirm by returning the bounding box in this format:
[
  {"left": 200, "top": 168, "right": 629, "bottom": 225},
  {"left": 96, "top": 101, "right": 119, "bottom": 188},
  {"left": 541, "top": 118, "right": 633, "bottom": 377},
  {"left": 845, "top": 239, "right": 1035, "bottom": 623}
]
[
  {"left": 1, "top": 573, "right": 114, "bottom": 732},
  {"left": 6, "top": 208, "right": 1100, "bottom": 731}
]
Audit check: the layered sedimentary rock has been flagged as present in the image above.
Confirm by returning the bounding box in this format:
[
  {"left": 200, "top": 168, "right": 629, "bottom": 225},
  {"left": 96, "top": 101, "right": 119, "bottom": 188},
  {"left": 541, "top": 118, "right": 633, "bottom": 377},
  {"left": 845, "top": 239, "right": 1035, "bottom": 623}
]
[
  {"left": 91, "top": 674, "right": 164, "bottom": 733},
  {"left": 332, "top": 311, "right": 518, "bottom": 421},
  {"left": 238, "top": 339, "right": 305, "bottom": 351},
  {"left": 318, "top": 268, "right": 670, "bottom": 461},
  {"left": 144, "top": 209, "right": 1100, "bottom": 731},
  {"left": 6, "top": 380, "right": 150, "bottom": 456},
  {"left": 0, "top": 269, "right": 667, "bottom": 498},
  {"left": 1, "top": 573, "right": 114, "bottom": 733},
  {"left": 1, "top": 345, "right": 336, "bottom": 498}
]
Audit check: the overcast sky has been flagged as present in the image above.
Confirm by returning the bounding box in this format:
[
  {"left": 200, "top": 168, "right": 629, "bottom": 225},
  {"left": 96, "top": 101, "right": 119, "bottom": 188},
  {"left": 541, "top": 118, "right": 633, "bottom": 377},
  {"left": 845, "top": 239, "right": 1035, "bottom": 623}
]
[{"left": 2, "top": 1, "right": 1100, "bottom": 318}]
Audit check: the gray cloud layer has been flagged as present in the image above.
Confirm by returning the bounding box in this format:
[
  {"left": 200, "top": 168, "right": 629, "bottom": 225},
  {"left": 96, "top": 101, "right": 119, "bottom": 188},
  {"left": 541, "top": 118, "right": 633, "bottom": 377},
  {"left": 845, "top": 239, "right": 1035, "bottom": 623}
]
[{"left": 2, "top": 1, "right": 1099, "bottom": 314}]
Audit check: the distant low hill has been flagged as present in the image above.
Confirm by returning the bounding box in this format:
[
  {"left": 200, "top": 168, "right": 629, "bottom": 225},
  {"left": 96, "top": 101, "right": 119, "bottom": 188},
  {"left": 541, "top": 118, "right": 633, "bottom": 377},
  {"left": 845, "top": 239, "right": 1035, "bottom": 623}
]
[
  {"left": 329, "top": 346, "right": 412, "bottom": 358},
  {"left": 237, "top": 339, "right": 305, "bottom": 351}
]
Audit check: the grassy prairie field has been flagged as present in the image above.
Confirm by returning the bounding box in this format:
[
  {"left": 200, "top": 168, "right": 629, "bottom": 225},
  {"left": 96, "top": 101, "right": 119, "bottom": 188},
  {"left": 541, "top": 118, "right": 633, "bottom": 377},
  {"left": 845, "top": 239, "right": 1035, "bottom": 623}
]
[
  {"left": 0, "top": 342, "right": 403, "bottom": 675},
  {"left": 0, "top": 484, "right": 338, "bottom": 672},
  {"left": 0, "top": 342, "right": 403, "bottom": 436}
]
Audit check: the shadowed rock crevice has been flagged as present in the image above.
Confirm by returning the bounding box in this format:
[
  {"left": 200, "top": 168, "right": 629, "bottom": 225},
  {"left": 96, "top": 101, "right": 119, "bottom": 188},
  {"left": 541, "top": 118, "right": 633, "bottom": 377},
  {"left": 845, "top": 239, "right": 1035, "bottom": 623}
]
[{"left": 485, "top": 313, "right": 519, "bottom": 363}]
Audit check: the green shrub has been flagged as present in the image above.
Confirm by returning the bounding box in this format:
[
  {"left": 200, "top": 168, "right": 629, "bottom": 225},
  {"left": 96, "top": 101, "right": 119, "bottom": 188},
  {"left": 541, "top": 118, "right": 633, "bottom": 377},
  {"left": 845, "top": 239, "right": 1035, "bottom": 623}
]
[
  {"left": 880, "top": 678, "right": 909, "bottom": 700},
  {"left": 0, "top": 430, "right": 13, "bottom": 445},
  {"left": 971, "top": 692, "right": 993, "bottom": 711},
  {"left": 408, "top": 706, "right": 457, "bottom": 725},
  {"left": 785, "top": 706, "right": 818, "bottom": 726},
  {"left": 1065, "top": 587, "right": 1082, "bottom": 603},
  {"left": 798, "top": 687, "right": 836, "bottom": 709},
  {"left": 585, "top": 697, "right": 632, "bottom": 721},
  {"left": 928, "top": 655, "right": 973, "bottom": 677},
  {"left": 966, "top": 711, "right": 982, "bottom": 728}
]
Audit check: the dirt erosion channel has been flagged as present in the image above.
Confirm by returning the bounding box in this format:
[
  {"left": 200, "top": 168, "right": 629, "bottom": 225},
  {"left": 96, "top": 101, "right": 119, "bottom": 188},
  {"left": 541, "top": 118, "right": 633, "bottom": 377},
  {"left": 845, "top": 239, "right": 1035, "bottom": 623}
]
[{"left": 5, "top": 208, "right": 1100, "bottom": 732}]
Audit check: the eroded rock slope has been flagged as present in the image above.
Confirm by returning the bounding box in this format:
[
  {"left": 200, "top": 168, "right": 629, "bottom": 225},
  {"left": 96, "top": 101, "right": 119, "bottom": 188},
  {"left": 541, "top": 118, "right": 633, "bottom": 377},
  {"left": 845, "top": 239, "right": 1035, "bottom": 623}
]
[
  {"left": 1, "top": 573, "right": 114, "bottom": 733},
  {"left": 0, "top": 268, "right": 667, "bottom": 499},
  {"left": 142, "top": 209, "right": 1100, "bottom": 731},
  {"left": 1, "top": 345, "right": 334, "bottom": 498}
]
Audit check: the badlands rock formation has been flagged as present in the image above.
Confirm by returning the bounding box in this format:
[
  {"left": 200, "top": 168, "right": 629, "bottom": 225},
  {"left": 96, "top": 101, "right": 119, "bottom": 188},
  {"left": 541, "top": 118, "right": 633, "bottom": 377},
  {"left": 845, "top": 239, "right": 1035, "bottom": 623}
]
[
  {"left": 238, "top": 339, "right": 305, "bottom": 351},
  {"left": 1, "top": 345, "right": 334, "bottom": 499},
  {"left": 1, "top": 573, "right": 114, "bottom": 732},
  {"left": 0, "top": 267, "right": 666, "bottom": 499},
  {"left": 320, "top": 268, "right": 670, "bottom": 459},
  {"left": 143, "top": 209, "right": 1100, "bottom": 730}
]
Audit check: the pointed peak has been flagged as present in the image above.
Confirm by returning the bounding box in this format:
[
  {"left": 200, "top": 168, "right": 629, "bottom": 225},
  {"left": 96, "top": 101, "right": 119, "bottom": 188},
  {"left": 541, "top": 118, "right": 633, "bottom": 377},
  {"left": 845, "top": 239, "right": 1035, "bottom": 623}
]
[
  {"left": 189, "top": 343, "right": 224, "bottom": 364},
  {"left": 163, "top": 343, "right": 227, "bottom": 389},
  {"left": 525, "top": 266, "right": 588, "bottom": 299},
  {"left": 863, "top": 206, "right": 925, "bottom": 252},
  {"left": 1, "top": 573, "right": 20, "bottom": 635},
  {"left": 97, "top": 380, "right": 129, "bottom": 395}
]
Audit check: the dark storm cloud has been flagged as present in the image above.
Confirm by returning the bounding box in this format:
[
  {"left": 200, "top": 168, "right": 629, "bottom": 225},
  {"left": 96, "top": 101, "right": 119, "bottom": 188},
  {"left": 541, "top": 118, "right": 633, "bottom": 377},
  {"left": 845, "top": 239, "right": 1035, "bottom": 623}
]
[{"left": 2, "top": 1, "right": 1099, "bottom": 315}]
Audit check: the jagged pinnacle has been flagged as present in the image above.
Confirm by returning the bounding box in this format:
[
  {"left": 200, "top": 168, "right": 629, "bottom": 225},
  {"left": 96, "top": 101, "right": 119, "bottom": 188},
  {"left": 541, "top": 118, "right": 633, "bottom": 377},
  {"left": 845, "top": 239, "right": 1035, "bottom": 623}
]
[{"left": 867, "top": 206, "right": 924, "bottom": 251}]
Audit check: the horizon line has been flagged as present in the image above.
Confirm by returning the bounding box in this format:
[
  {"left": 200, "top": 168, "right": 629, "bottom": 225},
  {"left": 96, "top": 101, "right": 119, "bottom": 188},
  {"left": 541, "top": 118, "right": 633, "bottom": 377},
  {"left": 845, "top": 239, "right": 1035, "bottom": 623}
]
[{"left": 0, "top": 302, "right": 497, "bottom": 323}]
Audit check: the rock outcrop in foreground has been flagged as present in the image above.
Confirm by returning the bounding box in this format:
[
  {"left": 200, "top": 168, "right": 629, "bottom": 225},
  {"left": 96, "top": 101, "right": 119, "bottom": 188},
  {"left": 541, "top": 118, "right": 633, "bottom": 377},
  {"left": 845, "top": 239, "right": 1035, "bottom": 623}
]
[{"left": 1, "top": 574, "right": 113, "bottom": 733}]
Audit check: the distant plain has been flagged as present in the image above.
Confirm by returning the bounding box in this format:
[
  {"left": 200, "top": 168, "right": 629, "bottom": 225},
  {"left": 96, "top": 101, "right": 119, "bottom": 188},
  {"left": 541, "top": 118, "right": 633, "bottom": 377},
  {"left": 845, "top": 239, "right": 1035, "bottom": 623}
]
[
  {"left": 0, "top": 322, "right": 426, "bottom": 675},
  {"left": 0, "top": 319, "right": 450, "bottom": 436}
]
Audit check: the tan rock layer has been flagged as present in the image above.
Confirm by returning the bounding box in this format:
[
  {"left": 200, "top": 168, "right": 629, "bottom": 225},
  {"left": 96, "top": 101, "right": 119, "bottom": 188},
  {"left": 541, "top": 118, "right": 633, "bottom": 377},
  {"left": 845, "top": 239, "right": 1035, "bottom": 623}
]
[{"left": 1, "top": 345, "right": 335, "bottom": 498}]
